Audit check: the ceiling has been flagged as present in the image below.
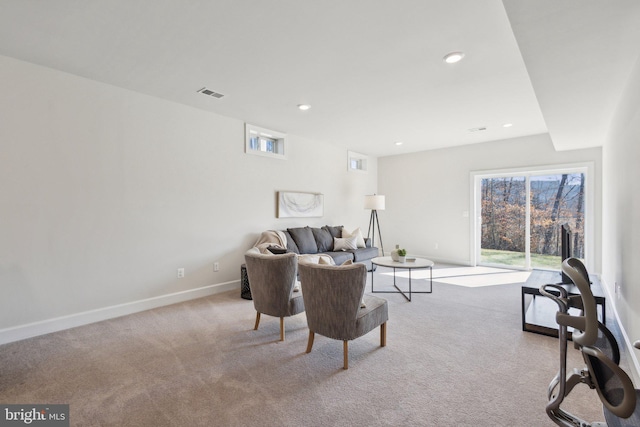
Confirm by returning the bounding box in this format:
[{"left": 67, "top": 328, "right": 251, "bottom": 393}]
[{"left": 0, "top": 1, "right": 638, "bottom": 157}]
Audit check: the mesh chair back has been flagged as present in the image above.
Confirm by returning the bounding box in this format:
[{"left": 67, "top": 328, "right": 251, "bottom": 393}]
[{"left": 582, "top": 346, "right": 637, "bottom": 420}]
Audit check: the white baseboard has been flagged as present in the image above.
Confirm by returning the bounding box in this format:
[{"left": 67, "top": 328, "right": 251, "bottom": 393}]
[
  {"left": 598, "top": 276, "right": 640, "bottom": 386},
  {"left": 0, "top": 280, "right": 240, "bottom": 345}
]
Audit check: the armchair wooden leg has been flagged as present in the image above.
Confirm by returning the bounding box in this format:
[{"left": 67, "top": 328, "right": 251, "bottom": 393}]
[
  {"left": 254, "top": 312, "right": 261, "bottom": 330},
  {"left": 306, "top": 330, "right": 315, "bottom": 353},
  {"left": 280, "top": 317, "right": 285, "bottom": 341},
  {"left": 343, "top": 340, "right": 349, "bottom": 370},
  {"left": 380, "top": 322, "right": 387, "bottom": 347}
]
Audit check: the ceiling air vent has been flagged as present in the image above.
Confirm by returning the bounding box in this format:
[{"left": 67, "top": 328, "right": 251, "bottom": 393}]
[
  {"left": 197, "top": 87, "right": 224, "bottom": 99},
  {"left": 468, "top": 127, "right": 487, "bottom": 132}
]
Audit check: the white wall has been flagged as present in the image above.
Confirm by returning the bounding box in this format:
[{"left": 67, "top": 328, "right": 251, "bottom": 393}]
[
  {"left": 0, "top": 55, "right": 377, "bottom": 341},
  {"left": 602, "top": 54, "right": 640, "bottom": 382},
  {"left": 377, "top": 134, "right": 602, "bottom": 269}
]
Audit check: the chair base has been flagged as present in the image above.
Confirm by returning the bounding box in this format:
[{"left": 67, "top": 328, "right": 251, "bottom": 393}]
[
  {"left": 254, "top": 312, "right": 260, "bottom": 330},
  {"left": 280, "top": 317, "right": 284, "bottom": 341},
  {"left": 343, "top": 341, "right": 348, "bottom": 370},
  {"left": 254, "top": 312, "right": 286, "bottom": 341},
  {"left": 306, "top": 323, "right": 387, "bottom": 370},
  {"left": 306, "top": 330, "right": 315, "bottom": 353}
]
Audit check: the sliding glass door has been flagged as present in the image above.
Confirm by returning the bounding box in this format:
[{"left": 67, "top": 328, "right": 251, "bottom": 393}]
[
  {"left": 529, "top": 173, "right": 585, "bottom": 268},
  {"left": 480, "top": 176, "right": 527, "bottom": 268},
  {"left": 476, "top": 167, "right": 587, "bottom": 271}
]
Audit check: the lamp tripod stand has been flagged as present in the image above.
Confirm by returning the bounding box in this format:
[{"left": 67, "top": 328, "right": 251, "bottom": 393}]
[{"left": 367, "top": 209, "right": 384, "bottom": 256}]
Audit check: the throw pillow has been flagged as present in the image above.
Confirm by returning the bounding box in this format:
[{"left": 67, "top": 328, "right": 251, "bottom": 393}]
[
  {"left": 323, "top": 225, "right": 343, "bottom": 239},
  {"left": 282, "top": 230, "right": 300, "bottom": 254},
  {"left": 342, "top": 227, "right": 366, "bottom": 248},
  {"left": 311, "top": 227, "right": 334, "bottom": 252},
  {"left": 334, "top": 236, "right": 358, "bottom": 251},
  {"left": 287, "top": 226, "right": 318, "bottom": 254}
]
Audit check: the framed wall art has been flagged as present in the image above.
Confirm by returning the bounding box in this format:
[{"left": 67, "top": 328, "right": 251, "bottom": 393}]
[{"left": 277, "top": 191, "right": 324, "bottom": 218}]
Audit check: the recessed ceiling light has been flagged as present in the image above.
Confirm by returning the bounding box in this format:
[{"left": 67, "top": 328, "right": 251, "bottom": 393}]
[
  {"left": 503, "top": 123, "right": 513, "bottom": 128},
  {"left": 443, "top": 52, "right": 465, "bottom": 64},
  {"left": 394, "top": 141, "right": 403, "bottom": 146},
  {"left": 297, "top": 104, "right": 311, "bottom": 111}
]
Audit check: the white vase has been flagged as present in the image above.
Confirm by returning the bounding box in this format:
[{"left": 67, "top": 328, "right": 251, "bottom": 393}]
[
  {"left": 398, "top": 256, "right": 406, "bottom": 263},
  {"left": 391, "top": 245, "right": 400, "bottom": 261}
]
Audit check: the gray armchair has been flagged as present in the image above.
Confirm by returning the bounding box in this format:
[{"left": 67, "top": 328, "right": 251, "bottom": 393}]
[
  {"left": 298, "top": 261, "right": 388, "bottom": 369},
  {"left": 244, "top": 251, "right": 304, "bottom": 341}
]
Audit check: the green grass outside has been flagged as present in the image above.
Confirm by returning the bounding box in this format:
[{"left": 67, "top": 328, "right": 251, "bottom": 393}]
[{"left": 481, "top": 248, "right": 561, "bottom": 269}]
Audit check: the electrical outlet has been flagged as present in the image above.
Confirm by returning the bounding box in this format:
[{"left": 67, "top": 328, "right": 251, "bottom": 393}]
[
  {"left": 214, "top": 262, "right": 219, "bottom": 272},
  {"left": 177, "top": 268, "right": 184, "bottom": 278}
]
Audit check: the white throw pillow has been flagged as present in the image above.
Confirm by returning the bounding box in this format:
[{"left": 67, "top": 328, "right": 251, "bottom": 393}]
[
  {"left": 342, "top": 227, "right": 366, "bottom": 248},
  {"left": 319, "top": 257, "right": 331, "bottom": 265},
  {"left": 334, "top": 236, "right": 358, "bottom": 251},
  {"left": 299, "top": 254, "right": 336, "bottom": 265}
]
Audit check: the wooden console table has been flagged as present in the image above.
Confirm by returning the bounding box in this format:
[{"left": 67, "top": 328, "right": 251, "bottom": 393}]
[{"left": 521, "top": 270, "right": 606, "bottom": 339}]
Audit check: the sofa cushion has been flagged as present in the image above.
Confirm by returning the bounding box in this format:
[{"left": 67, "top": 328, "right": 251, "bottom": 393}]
[
  {"left": 287, "top": 226, "right": 318, "bottom": 254},
  {"left": 323, "top": 225, "right": 343, "bottom": 239},
  {"left": 322, "top": 251, "right": 354, "bottom": 265},
  {"left": 282, "top": 230, "right": 300, "bottom": 254},
  {"left": 350, "top": 246, "right": 380, "bottom": 262},
  {"left": 299, "top": 254, "right": 336, "bottom": 265},
  {"left": 312, "top": 227, "right": 334, "bottom": 252}
]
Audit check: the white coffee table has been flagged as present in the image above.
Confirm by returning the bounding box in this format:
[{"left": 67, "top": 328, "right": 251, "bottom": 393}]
[{"left": 371, "top": 256, "right": 434, "bottom": 301}]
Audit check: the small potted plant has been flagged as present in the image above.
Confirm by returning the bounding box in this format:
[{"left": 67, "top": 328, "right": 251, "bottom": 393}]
[{"left": 397, "top": 248, "right": 407, "bottom": 263}]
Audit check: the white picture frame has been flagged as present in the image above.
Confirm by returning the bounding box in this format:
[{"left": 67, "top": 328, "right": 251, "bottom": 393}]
[{"left": 277, "top": 191, "right": 324, "bottom": 218}]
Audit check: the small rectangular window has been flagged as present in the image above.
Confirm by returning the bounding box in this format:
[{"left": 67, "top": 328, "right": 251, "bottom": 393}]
[
  {"left": 245, "top": 124, "right": 286, "bottom": 159},
  {"left": 348, "top": 151, "right": 368, "bottom": 173}
]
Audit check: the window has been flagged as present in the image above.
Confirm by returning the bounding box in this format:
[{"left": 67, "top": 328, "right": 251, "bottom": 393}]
[
  {"left": 348, "top": 151, "right": 368, "bottom": 173},
  {"left": 245, "top": 124, "right": 286, "bottom": 159},
  {"left": 471, "top": 163, "right": 594, "bottom": 271}
]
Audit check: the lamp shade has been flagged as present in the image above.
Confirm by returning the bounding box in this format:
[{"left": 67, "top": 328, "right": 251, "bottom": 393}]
[{"left": 364, "top": 194, "right": 385, "bottom": 211}]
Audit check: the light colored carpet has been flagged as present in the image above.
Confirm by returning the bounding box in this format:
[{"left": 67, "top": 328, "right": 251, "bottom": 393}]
[{"left": 0, "top": 267, "right": 611, "bottom": 426}]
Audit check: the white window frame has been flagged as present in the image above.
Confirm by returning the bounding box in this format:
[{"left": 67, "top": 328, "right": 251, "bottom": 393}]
[
  {"left": 245, "top": 123, "right": 287, "bottom": 159},
  {"left": 347, "top": 151, "right": 368, "bottom": 173},
  {"left": 469, "top": 162, "right": 594, "bottom": 271}
]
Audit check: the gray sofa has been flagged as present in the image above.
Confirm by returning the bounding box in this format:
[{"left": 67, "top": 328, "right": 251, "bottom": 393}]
[{"left": 281, "top": 225, "right": 379, "bottom": 271}]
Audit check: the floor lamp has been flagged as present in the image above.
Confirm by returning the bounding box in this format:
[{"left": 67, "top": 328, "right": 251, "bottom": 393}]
[{"left": 365, "top": 194, "right": 385, "bottom": 256}]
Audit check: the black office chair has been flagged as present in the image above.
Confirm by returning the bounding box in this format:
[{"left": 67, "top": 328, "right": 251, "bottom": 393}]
[{"left": 540, "top": 257, "right": 640, "bottom": 426}]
